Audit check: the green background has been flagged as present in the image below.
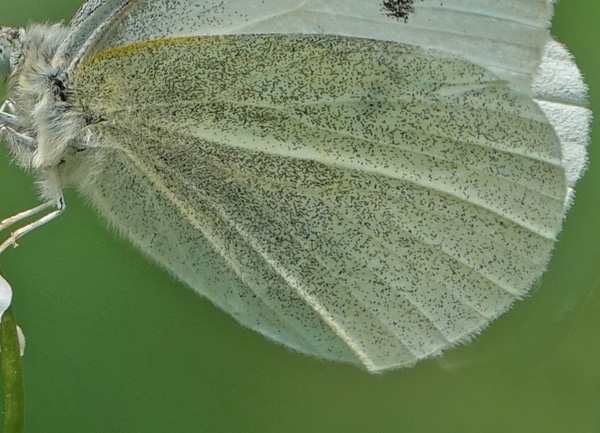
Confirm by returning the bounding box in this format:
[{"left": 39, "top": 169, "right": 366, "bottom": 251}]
[{"left": 1, "top": 1, "right": 599, "bottom": 432}]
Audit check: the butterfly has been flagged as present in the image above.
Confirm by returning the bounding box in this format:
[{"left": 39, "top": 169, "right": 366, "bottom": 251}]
[{"left": 0, "top": 0, "right": 590, "bottom": 372}]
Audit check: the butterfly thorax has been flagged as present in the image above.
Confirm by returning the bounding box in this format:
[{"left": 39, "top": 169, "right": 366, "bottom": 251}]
[{"left": 1, "top": 24, "right": 91, "bottom": 201}]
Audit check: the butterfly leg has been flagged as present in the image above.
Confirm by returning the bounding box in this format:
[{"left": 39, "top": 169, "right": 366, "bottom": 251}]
[
  {"left": 0, "top": 101, "right": 23, "bottom": 131},
  {"left": 0, "top": 101, "right": 61, "bottom": 254},
  {"left": 0, "top": 124, "right": 35, "bottom": 148},
  {"left": 1, "top": 103, "right": 35, "bottom": 151},
  {"left": 0, "top": 197, "right": 65, "bottom": 254},
  {"left": 0, "top": 100, "right": 14, "bottom": 112}
]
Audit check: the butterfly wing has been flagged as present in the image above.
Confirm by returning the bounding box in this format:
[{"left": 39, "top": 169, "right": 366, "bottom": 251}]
[
  {"left": 61, "top": 0, "right": 590, "bottom": 193},
  {"left": 66, "top": 0, "right": 552, "bottom": 91},
  {"left": 532, "top": 40, "right": 590, "bottom": 197},
  {"left": 70, "top": 35, "right": 567, "bottom": 371}
]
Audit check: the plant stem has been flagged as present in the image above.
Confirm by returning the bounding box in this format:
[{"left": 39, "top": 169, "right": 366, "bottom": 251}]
[{"left": 0, "top": 281, "right": 24, "bottom": 433}]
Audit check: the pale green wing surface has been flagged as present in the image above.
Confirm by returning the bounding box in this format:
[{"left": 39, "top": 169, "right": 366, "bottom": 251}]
[
  {"left": 63, "top": 0, "right": 589, "bottom": 198},
  {"left": 69, "top": 35, "right": 566, "bottom": 372},
  {"left": 68, "top": 0, "right": 552, "bottom": 92},
  {"left": 62, "top": 0, "right": 589, "bottom": 203}
]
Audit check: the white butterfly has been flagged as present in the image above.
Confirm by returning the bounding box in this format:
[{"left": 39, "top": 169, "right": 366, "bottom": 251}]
[{"left": 0, "top": 0, "right": 590, "bottom": 372}]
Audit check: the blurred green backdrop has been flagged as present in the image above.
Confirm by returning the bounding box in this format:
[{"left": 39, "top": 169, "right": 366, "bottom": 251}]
[{"left": 0, "top": 1, "right": 599, "bottom": 432}]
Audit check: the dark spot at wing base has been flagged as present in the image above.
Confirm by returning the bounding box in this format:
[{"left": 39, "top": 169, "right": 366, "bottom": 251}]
[{"left": 382, "top": 0, "right": 420, "bottom": 22}]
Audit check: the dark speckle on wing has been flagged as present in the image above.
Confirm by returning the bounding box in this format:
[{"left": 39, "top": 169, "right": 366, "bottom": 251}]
[{"left": 382, "top": 0, "right": 422, "bottom": 22}]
